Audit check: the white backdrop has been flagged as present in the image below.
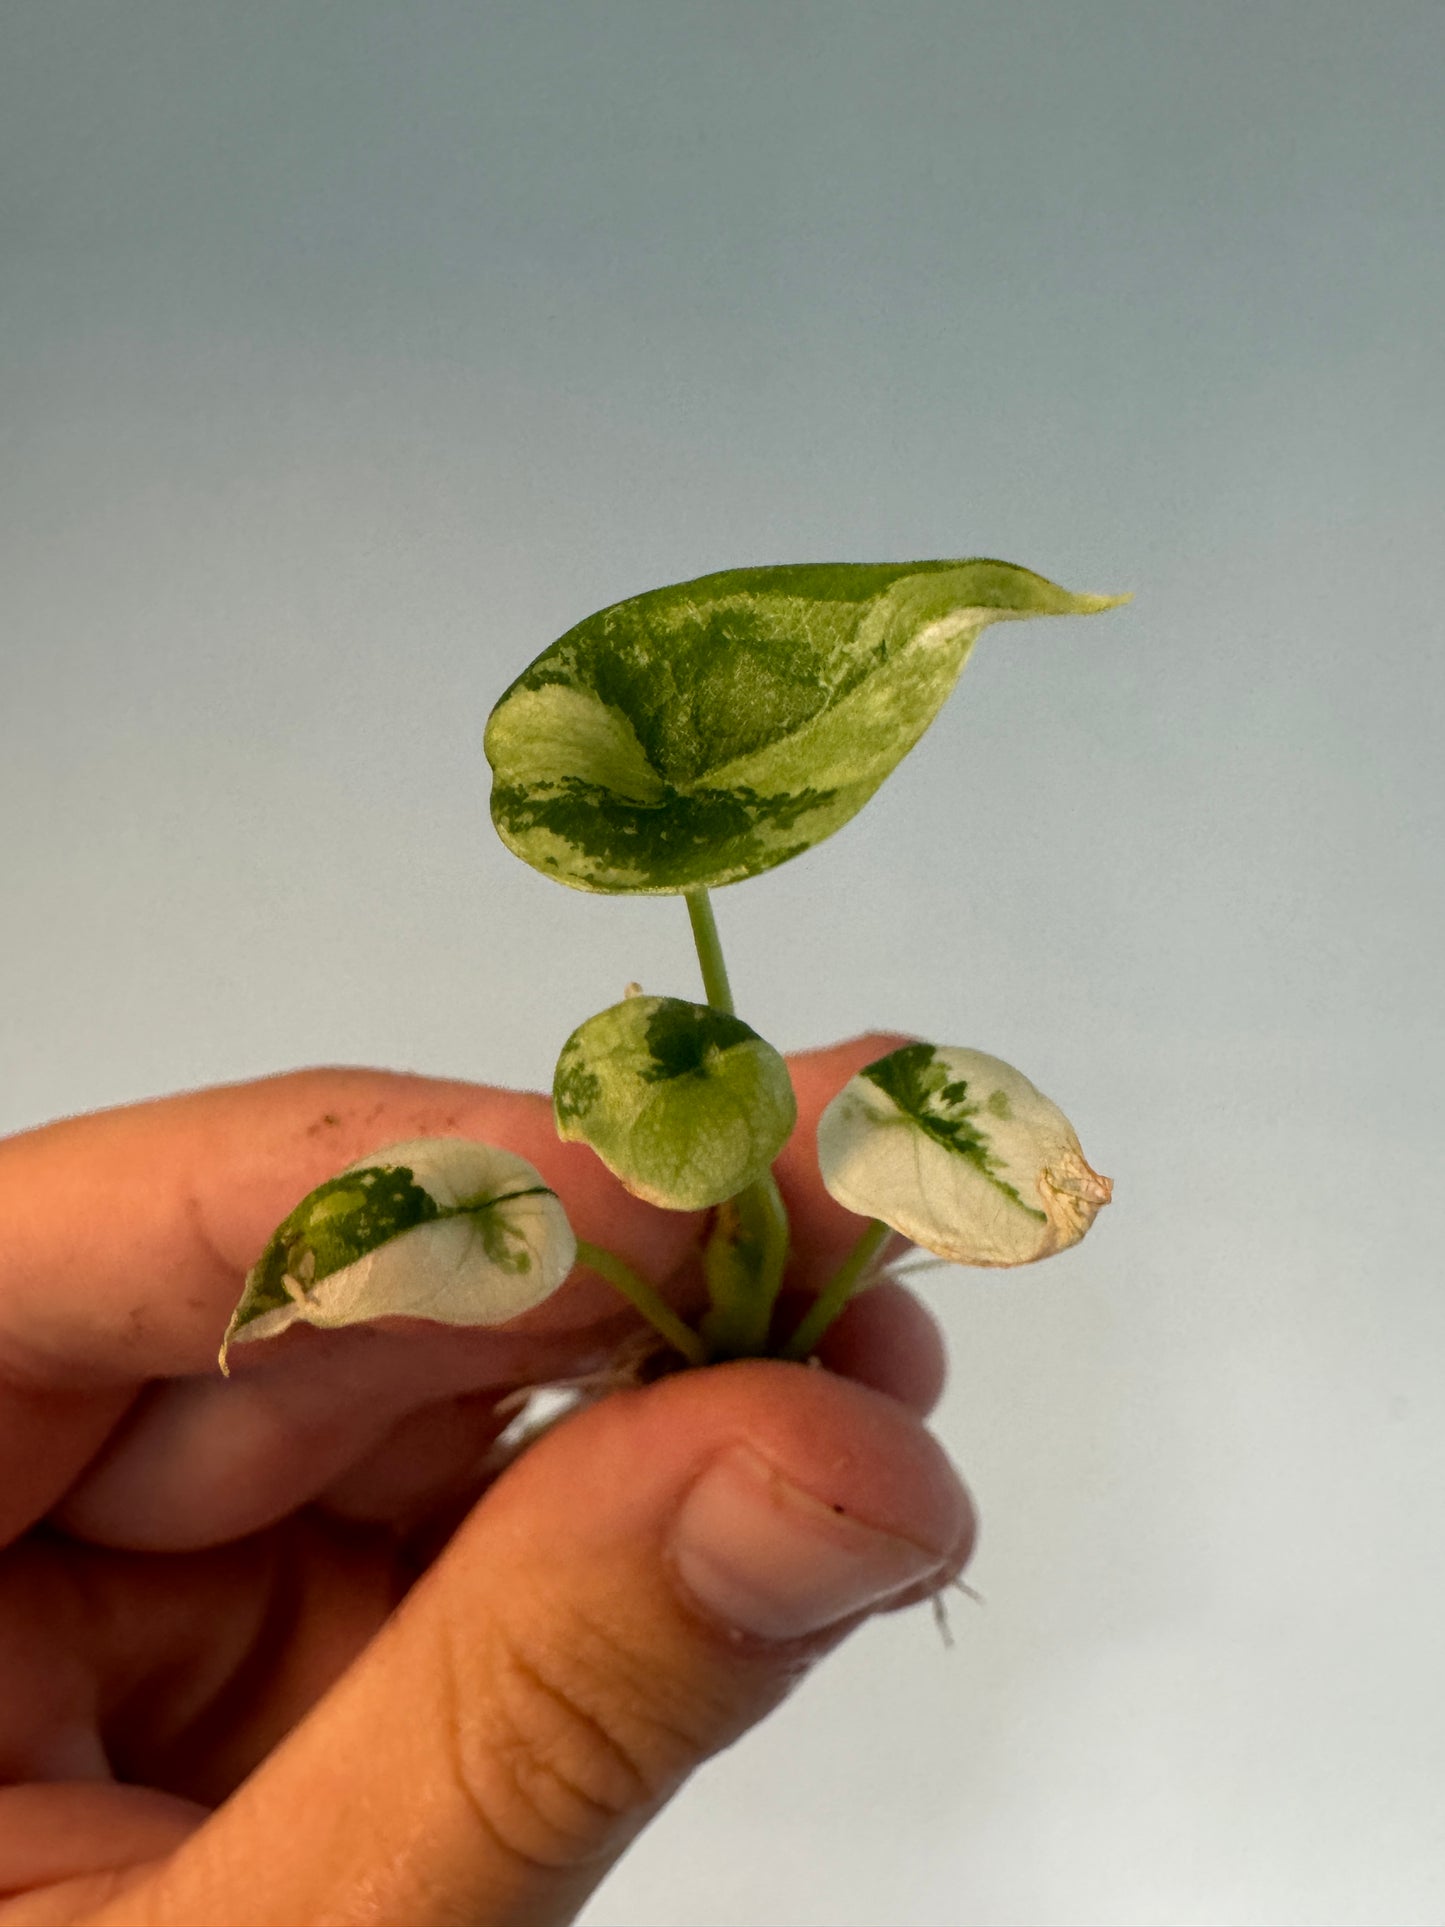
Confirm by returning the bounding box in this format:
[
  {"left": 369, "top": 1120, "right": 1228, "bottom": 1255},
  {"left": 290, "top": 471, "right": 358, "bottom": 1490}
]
[{"left": 4, "top": 7, "right": 1443, "bottom": 1922}]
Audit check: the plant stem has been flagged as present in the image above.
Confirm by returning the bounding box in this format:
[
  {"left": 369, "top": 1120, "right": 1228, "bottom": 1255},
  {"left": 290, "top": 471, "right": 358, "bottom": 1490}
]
[
  {"left": 574, "top": 1240, "right": 708, "bottom": 1366},
  {"left": 682, "top": 885, "right": 793, "bottom": 1356},
  {"left": 699, "top": 1169, "right": 791, "bottom": 1358},
  {"left": 685, "top": 887, "right": 735, "bottom": 1014},
  {"left": 782, "top": 1217, "right": 894, "bottom": 1361},
  {"left": 751, "top": 1169, "right": 790, "bottom": 1305}
]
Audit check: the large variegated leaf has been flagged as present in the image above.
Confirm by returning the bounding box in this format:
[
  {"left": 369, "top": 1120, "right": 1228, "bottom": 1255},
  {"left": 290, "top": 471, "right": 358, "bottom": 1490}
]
[
  {"left": 219, "top": 1139, "right": 575, "bottom": 1369},
  {"left": 817, "top": 1043, "right": 1112, "bottom": 1267},
  {"left": 554, "top": 994, "right": 796, "bottom": 1209},
  {"left": 486, "top": 560, "right": 1127, "bottom": 893}
]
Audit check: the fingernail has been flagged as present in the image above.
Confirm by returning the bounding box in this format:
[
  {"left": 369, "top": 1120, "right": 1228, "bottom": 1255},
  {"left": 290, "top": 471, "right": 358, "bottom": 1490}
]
[{"left": 670, "top": 1445, "right": 947, "bottom": 1640}]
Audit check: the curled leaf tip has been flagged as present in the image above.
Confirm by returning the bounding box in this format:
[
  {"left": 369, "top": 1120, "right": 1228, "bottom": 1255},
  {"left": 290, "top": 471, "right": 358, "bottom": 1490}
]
[{"left": 1039, "top": 1151, "right": 1114, "bottom": 1243}]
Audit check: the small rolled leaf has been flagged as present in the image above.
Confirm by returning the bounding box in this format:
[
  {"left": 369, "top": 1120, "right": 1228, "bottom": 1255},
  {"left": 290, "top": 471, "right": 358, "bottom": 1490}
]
[
  {"left": 219, "top": 1139, "right": 576, "bottom": 1369},
  {"left": 554, "top": 995, "right": 796, "bottom": 1210},
  {"left": 817, "top": 1043, "right": 1112, "bottom": 1267},
  {"left": 486, "top": 559, "right": 1128, "bottom": 894}
]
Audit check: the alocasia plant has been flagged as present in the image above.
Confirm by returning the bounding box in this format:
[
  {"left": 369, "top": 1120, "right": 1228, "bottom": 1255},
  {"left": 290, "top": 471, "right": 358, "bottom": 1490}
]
[{"left": 221, "top": 558, "right": 1123, "bottom": 1376}]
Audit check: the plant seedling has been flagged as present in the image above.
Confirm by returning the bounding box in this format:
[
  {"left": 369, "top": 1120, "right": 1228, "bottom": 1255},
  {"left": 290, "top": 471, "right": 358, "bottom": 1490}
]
[{"left": 221, "top": 559, "right": 1123, "bottom": 1375}]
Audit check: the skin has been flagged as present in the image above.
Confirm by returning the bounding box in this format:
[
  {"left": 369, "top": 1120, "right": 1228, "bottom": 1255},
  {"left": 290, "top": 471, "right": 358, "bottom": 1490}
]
[{"left": 0, "top": 1037, "right": 974, "bottom": 1927}]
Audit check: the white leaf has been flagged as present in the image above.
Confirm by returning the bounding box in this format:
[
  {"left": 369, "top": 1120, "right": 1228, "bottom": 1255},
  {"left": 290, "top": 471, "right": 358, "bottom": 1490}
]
[
  {"left": 220, "top": 1138, "right": 576, "bottom": 1368},
  {"left": 817, "top": 1044, "right": 1111, "bottom": 1266}
]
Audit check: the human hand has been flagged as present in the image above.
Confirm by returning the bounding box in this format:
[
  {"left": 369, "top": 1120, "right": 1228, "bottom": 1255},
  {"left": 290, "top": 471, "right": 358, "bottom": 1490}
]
[{"left": 0, "top": 1039, "right": 974, "bottom": 1927}]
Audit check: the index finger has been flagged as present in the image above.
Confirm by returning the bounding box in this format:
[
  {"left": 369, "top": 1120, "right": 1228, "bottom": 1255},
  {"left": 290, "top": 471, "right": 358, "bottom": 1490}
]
[
  {"left": 0, "top": 1068, "right": 701, "bottom": 1546},
  {"left": 0, "top": 1042, "right": 904, "bottom": 1545},
  {"left": 0, "top": 1067, "right": 700, "bottom": 1385}
]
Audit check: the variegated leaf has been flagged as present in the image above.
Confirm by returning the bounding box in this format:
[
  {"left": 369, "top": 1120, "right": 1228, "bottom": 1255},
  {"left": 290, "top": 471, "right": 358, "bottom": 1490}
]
[
  {"left": 817, "top": 1043, "right": 1112, "bottom": 1266},
  {"left": 219, "top": 1138, "right": 576, "bottom": 1369},
  {"left": 486, "top": 560, "right": 1127, "bottom": 894},
  {"left": 554, "top": 995, "right": 796, "bottom": 1209}
]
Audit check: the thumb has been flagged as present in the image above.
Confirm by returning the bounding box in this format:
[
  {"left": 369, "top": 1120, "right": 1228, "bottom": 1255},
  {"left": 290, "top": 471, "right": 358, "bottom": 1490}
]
[{"left": 115, "top": 1362, "right": 974, "bottom": 1927}]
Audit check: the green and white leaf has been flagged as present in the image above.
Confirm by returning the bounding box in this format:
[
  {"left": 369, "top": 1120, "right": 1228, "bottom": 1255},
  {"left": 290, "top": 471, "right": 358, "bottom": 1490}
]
[
  {"left": 554, "top": 995, "right": 796, "bottom": 1210},
  {"left": 817, "top": 1043, "right": 1112, "bottom": 1267},
  {"left": 219, "top": 1139, "right": 575, "bottom": 1369},
  {"left": 486, "top": 559, "right": 1127, "bottom": 894}
]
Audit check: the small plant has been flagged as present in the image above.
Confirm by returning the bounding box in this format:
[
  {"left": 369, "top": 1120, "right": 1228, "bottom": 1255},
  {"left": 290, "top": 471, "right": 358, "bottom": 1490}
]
[{"left": 221, "top": 559, "right": 1124, "bottom": 1374}]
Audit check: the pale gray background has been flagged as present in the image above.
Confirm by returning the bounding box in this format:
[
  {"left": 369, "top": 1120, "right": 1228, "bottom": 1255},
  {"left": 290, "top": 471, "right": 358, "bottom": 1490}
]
[{"left": 3, "top": 5, "right": 1442, "bottom": 1923}]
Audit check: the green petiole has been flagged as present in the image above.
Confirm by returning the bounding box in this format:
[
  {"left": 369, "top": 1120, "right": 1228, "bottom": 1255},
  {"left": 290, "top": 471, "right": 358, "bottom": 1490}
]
[
  {"left": 573, "top": 1240, "right": 708, "bottom": 1366},
  {"left": 782, "top": 1216, "right": 894, "bottom": 1361},
  {"left": 685, "top": 887, "right": 736, "bottom": 1016}
]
